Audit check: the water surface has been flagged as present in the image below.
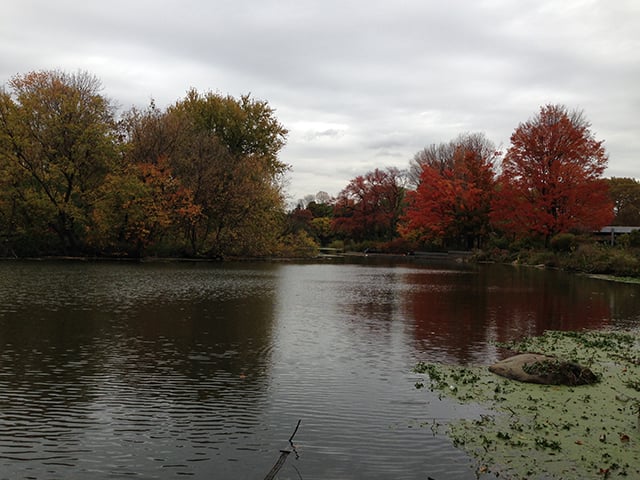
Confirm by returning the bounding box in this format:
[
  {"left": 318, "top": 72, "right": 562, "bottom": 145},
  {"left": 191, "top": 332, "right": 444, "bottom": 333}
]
[{"left": 0, "top": 260, "right": 638, "bottom": 479}]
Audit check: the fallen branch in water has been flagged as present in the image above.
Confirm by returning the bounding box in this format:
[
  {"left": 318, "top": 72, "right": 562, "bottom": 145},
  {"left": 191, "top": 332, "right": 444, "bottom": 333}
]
[
  {"left": 263, "top": 450, "right": 290, "bottom": 480},
  {"left": 288, "top": 418, "right": 301, "bottom": 446},
  {"left": 263, "top": 419, "right": 302, "bottom": 480}
]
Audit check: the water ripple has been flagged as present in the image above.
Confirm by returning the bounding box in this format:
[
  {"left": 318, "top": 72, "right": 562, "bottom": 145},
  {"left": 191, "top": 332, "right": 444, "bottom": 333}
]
[{"left": 1, "top": 261, "right": 628, "bottom": 478}]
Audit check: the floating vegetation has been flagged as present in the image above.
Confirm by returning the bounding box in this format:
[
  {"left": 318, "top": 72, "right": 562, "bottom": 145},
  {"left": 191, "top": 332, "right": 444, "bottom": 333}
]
[
  {"left": 414, "top": 330, "right": 640, "bottom": 479},
  {"left": 588, "top": 274, "right": 640, "bottom": 285}
]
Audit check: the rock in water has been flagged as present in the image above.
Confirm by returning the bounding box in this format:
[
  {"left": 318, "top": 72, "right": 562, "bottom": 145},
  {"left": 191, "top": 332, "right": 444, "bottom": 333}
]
[{"left": 489, "top": 353, "right": 598, "bottom": 386}]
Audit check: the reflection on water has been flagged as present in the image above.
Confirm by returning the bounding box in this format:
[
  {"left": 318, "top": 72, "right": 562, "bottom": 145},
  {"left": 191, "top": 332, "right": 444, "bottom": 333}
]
[
  {"left": 0, "top": 262, "right": 278, "bottom": 479},
  {"left": 0, "top": 260, "right": 638, "bottom": 479},
  {"left": 405, "top": 265, "right": 628, "bottom": 364}
]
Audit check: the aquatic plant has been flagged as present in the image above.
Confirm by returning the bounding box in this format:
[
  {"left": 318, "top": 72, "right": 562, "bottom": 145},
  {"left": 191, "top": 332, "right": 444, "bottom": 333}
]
[{"left": 413, "top": 329, "right": 640, "bottom": 479}]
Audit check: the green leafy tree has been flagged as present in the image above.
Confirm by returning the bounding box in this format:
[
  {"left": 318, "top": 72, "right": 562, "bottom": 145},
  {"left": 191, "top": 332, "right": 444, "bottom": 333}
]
[
  {"left": 608, "top": 177, "right": 640, "bottom": 226},
  {"left": 307, "top": 199, "right": 334, "bottom": 218},
  {"left": 171, "top": 91, "right": 288, "bottom": 256},
  {"left": 0, "top": 70, "right": 117, "bottom": 254},
  {"left": 310, "top": 217, "right": 333, "bottom": 245}
]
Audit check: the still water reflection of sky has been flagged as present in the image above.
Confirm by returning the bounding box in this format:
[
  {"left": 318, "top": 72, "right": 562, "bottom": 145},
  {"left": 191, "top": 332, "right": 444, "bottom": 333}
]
[{"left": 0, "top": 260, "right": 638, "bottom": 479}]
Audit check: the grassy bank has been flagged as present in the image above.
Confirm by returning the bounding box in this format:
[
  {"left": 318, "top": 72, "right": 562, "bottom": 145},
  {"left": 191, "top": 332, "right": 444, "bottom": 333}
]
[
  {"left": 414, "top": 330, "right": 640, "bottom": 479},
  {"left": 472, "top": 241, "right": 640, "bottom": 278}
]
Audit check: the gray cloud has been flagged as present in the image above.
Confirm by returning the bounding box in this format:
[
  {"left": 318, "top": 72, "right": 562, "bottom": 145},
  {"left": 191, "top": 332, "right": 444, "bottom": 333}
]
[{"left": 2, "top": 0, "right": 638, "bottom": 202}]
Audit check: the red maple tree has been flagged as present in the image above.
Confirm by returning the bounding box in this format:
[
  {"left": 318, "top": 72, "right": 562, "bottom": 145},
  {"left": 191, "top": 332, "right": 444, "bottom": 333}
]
[
  {"left": 401, "top": 136, "right": 497, "bottom": 248},
  {"left": 491, "top": 104, "right": 613, "bottom": 243},
  {"left": 332, "top": 167, "right": 406, "bottom": 242}
]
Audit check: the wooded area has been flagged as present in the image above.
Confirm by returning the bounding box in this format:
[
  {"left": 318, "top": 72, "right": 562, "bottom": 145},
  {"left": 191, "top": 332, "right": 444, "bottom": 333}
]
[
  {"left": 0, "top": 70, "right": 636, "bottom": 259},
  {"left": 0, "top": 70, "right": 288, "bottom": 257}
]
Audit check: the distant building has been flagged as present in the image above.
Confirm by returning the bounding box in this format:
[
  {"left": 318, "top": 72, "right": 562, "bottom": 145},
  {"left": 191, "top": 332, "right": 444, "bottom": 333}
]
[{"left": 596, "top": 226, "right": 640, "bottom": 245}]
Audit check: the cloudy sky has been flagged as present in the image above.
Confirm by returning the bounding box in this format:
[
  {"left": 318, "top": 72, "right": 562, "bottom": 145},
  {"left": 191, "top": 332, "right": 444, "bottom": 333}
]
[{"left": 2, "top": 0, "right": 639, "bottom": 203}]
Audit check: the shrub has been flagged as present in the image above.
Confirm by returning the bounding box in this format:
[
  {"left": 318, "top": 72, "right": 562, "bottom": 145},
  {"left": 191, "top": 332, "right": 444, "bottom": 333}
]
[
  {"left": 273, "top": 231, "right": 319, "bottom": 258},
  {"left": 628, "top": 229, "right": 640, "bottom": 248},
  {"left": 607, "top": 249, "right": 640, "bottom": 276},
  {"left": 522, "top": 250, "right": 559, "bottom": 268},
  {"left": 327, "top": 239, "right": 345, "bottom": 251},
  {"left": 550, "top": 233, "right": 577, "bottom": 252},
  {"left": 485, "top": 234, "right": 510, "bottom": 251},
  {"left": 566, "top": 243, "right": 640, "bottom": 275},
  {"left": 509, "top": 236, "right": 545, "bottom": 251},
  {"left": 377, "top": 237, "right": 417, "bottom": 254},
  {"left": 350, "top": 240, "right": 377, "bottom": 252}
]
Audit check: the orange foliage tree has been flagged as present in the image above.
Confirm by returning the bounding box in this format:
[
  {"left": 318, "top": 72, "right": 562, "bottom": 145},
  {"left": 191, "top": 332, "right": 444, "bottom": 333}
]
[
  {"left": 400, "top": 133, "right": 497, "bottom": 248},
  {"left": 491, "top": 105, "right": 613, "bottom": 243},
  {"left": 89, "top": 157, "right": 201, "bottom": 256}
]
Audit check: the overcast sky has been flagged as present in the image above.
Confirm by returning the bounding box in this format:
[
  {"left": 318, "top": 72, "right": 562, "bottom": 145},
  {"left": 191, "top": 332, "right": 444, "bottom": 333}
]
[{"left": 2, "top": 0, "right": 639, "bottom": 204}]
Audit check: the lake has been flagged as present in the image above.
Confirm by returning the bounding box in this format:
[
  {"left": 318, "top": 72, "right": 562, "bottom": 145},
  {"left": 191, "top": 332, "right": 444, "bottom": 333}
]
[{"left": 0, "top": 259, "right": 638, "bottom": 479}]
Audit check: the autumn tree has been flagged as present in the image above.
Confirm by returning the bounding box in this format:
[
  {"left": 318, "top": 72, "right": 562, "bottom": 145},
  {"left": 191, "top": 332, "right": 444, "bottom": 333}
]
[
  {"left": 118, "top": 100, "right": 183, "bottom": 169},
  {"left": 88, "top": 157, "right": 201, "bottom": 257},
  {"left": 0, "top": 70, "right": 290, "bottom": 258},
  {"left": 491, "top": 105, "right": 613, "bottom": 244},
  {"left": 283, "top": 191, "right": 335, "bottom": 248},
  {"left": 408, "top": 132, "right": 497, "bottom": 187},
  {"left": 0, "top": 70, "right": 117, "bottom": 254},
  {"left": 120, "top": 90, "right": 289, "bottom": 257},
  {"left": 409, "top": 142, "right": 455, "bottom": 186},
  {"left": 169, "top": 90, "right": 289, "bottom": 256},
  {"left": 310, "top": 217, "right": 333, "bottom": 245},
  {"left": 608, "top": 177, "right": 640, "bottom": 226},
  {"left": 304, "top": 192, "right": 334, "bottom": 222},
  {"left": 401, "top": 133, "right": 497, "bottom": 248},
  {"left": 332, "top": 167, "right": 407, "bottom": 242},
  {"left": 285, "top": 206, "right": 314, "bottom": 234}
]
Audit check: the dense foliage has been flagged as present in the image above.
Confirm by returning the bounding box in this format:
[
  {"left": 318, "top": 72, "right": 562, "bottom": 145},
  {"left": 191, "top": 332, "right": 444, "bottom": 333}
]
[
  {"left": 332, "top": 167, "right": 407, "bottom": 242},
  {"left": 608, "top": 177, "right": 640, "bottom": 226},
  {"left": 401, "top": 133, "right": 497, "bottom": 249},
  {"left": 0, "top": 70, "right": 288, "bottom": 258},
  {"left": 491, "top": 105, "right": 613, "bottom": 244},
  {"left": 0, "top": 71, "right": 634, "bottom": 262},
  {"left": 0, "top": 71, "right": 118, "bottom": 254},
  {"left": 294, "top": 105, "right": 624, "bottom": 260}
]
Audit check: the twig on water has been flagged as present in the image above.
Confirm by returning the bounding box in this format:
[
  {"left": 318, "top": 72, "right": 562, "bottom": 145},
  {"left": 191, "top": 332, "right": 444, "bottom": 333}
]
[
  {"left": 263, "top": 419, "right": 302, "bottom": 480},
  {"left": 289, "top": 419, "right": 302, "bottom": 445}
]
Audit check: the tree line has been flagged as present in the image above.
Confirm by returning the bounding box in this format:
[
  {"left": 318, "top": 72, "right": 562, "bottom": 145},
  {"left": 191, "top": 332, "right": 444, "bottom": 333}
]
[
  {"left": 1, "top": 69, "right": 637, "bottom": 259},
  {"left": 0, "top": 70, "right": 288, "bottom": 258},
  {"left": 291, "top": 105, "right": 638, "bottom": 255}
]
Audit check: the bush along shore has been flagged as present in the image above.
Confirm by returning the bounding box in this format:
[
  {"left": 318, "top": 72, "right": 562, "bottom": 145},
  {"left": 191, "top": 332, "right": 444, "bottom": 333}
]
[
  {"left": 468, "top": 230, "right": 640, "bottom": 279},
  {"left": 413, "top": 330, "right": 640, "bottom": 479}
]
